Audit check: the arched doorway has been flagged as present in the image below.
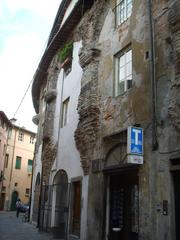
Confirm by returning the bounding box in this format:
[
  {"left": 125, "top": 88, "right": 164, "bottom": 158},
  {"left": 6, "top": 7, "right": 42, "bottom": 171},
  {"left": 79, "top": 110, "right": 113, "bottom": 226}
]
[
  {"left": 32, "top": 172, "right": 41, "bottom": 224},
  {"left": 10, "top": 191, "right": 18, "bottom": 211},
  {"left": 52, "top": 170, "right": 69, "bottom": 238},
  {"left": 103, "top": 132, "right": 139, "bottom": 240}
]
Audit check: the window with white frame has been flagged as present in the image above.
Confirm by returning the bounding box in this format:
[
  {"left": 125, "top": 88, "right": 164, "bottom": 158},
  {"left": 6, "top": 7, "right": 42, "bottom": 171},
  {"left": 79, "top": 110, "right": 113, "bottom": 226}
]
[
  {"left": 61, "top": 97, "right": 70, "bottom": 128},
  {"left": 115, "top": 0, "right": 132, "bottom": 26},
  {"left": 18, "top": 131, "right": 24, "bottom": 141},
  {"left": 30, "top": 136, "right": 35, "bottom": 144},
  {"left": 114, "top": 49, "right": 132, "bottom": 96},
  {"left": 27, "top": 159, "right": 33, "bottom": 173}
]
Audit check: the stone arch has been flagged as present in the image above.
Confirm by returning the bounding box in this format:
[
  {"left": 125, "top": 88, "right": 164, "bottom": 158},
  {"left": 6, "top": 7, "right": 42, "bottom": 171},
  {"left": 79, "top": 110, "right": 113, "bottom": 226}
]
[
  {"left": 53, "top": 170, "right": 68, "bottom": 185},
  {"left": 104, "top": 141, "right": 127, "bottom": 170},
  {"left": 52, "top": 170, "right": 69, "bottom": 238}
]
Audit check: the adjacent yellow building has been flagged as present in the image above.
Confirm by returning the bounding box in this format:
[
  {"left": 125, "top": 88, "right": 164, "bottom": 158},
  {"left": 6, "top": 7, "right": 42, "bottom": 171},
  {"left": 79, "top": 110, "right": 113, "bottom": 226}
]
[{"left": 2, "top": 119, "right": 36, "bottom": 210}]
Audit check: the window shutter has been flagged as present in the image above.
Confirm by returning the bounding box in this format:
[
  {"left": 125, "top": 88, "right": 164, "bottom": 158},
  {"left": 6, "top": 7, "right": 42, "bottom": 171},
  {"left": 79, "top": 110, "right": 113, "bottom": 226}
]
[{"left": 15, "top": 157, "right": 21, "bottom": 169}]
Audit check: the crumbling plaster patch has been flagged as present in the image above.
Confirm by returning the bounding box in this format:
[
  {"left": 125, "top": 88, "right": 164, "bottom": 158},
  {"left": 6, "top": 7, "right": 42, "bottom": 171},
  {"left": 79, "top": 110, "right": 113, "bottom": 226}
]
[{"left": 168, "top": 0, "right": 180, "bottom": 130}]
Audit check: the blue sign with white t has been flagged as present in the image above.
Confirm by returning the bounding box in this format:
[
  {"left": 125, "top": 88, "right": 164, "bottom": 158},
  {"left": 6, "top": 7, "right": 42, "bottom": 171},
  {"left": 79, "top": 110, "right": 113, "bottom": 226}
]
[{"left": 128, "top": 127, "right": 143, "bottom": 155}]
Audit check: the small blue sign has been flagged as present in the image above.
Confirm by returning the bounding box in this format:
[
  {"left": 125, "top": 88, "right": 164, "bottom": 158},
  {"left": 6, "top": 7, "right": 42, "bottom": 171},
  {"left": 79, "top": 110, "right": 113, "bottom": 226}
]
[{"left": 128, "top": 127, "right": 143, "bottom": 155}]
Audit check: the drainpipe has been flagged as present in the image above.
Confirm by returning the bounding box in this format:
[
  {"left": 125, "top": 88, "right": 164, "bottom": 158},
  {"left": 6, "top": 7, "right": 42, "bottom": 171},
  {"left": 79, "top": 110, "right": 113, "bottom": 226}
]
[{"left": 148, "top": 0, "right": 158, "bottom": 151}]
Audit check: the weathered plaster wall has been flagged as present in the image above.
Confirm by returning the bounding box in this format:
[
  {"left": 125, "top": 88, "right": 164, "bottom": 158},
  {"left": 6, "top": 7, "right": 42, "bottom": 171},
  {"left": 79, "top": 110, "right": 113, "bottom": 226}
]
[
  {"left": 151, "top": 1, "right": 180, "bottom": 239},
  {"left": 75, "top": 0, "right": 180, "bottom": 239}
]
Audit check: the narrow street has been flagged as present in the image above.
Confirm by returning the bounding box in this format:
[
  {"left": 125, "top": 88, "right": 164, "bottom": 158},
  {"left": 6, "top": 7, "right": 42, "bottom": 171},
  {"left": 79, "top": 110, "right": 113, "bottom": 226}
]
[{"left": 0, "top": 211, "right": 53, "bottom": 240}]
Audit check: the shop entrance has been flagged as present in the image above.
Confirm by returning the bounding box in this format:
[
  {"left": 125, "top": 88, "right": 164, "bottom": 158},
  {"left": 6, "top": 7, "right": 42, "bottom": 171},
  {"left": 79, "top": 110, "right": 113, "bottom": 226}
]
[
  {"left": 108, "top": 171, "right": 139, "bottom": 240},
  {"left": 173, "top": 171, "right": 180, "bottom": 240}
]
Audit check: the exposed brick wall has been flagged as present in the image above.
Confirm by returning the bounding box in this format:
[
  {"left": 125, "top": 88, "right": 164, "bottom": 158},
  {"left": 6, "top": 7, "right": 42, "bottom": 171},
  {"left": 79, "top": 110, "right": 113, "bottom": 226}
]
[
  {"left": 168, "top": 1, "right": 180, "bottom": 130},
  {"left": 75, "top": 1, "right": 107, "bottom": 175},
  {"left": 41, "top": 57, "right": 59, "bottom": 184},
  {"left": 42, "top": 138, "right": 57, "bottom": 184},
  {"left": 74, "top": 0, "right": 108, "bottom": 175}
]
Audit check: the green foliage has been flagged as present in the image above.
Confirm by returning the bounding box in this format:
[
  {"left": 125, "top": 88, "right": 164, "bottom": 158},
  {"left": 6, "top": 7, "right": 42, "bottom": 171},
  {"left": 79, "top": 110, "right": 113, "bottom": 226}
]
[{"left": 58, "top": 42, "right": 73, "bottom": 63}]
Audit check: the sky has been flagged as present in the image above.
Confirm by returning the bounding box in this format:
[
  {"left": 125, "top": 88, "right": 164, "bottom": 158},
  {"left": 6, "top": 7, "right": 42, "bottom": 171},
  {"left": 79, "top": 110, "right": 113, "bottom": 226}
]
[{"left": 0, "top": 0, "right": 60, "bottom": 132}]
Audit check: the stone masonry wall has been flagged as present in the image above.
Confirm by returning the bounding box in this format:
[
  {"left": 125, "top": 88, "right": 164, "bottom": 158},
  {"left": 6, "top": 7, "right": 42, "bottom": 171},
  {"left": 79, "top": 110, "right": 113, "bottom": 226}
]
[
  {"left": 41, "top": 57, "right": 59, "bottom": 184},
  {"left": 74, "top": 0, "right": 109, "bottom": 175},
  {"left": 168, "top": 1, "right": 180, "bottom": 130}
]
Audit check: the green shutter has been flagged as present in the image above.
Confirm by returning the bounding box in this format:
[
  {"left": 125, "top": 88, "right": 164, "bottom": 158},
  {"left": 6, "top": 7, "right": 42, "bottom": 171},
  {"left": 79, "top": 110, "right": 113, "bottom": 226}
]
[{"left": 15, "top": 157, "right": 21, "bottom": 169}]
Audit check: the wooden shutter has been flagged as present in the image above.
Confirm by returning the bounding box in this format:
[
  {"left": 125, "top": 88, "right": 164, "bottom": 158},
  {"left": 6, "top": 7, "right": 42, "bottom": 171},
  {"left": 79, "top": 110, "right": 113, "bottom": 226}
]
[{"left": 15, "top": 156, "right": 21, "bottom": 169}]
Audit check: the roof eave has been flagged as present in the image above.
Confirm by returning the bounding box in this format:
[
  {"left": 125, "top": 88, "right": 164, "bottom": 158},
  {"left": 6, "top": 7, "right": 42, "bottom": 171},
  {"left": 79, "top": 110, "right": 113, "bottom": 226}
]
[{"left": 32, "top": 0, "right": 94, "bottom": 113}]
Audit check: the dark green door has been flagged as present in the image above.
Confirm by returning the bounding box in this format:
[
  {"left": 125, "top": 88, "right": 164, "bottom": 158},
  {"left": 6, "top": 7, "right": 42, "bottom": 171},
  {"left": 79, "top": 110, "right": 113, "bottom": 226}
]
[{"left": 10, "top": 191, "right": 18, "bottom": 211}]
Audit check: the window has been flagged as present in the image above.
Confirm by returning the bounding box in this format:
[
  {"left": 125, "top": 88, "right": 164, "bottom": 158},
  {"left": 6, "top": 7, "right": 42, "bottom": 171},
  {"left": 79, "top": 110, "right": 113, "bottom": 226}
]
[
  {"left": 61, "top": 98, "right": 70, "bottom": 127},
  {"left": 5, "top": 154, "right": 9, "bottom": 168},
  {"left": 27, "top": 159, "right": 33, "bottom": 173},
  {"left": 25, "top": 188, "right": 30, "bottom": 196},
  {"left": 59, "top": 42, "right": 73, "bottom": 77},
  {"left": 18, "top": 131, "right": 24, "bottom": 141},
  {"left": 3, "top": 144, "right": 6, "bottom": 156},
  {"left": 14, "top": 182, "right": 18, "bottom": 187},
  {"left": 115, "top": 0, "right": 132, "bottom": 26},
  {"left": 15, "top": 156, "right": 21, "bottom": 169},
  {"left": 114, "top": 49, "right": 132, "bottom": 96},
  {"left": 8, "top": 128, "right": 12, "bottom": 139},
  {"left": 63, "top": 58, "right": 72, "bottom": 77},
  {"left": 30, "top": 136, "right": 35, "bottom": 144}
]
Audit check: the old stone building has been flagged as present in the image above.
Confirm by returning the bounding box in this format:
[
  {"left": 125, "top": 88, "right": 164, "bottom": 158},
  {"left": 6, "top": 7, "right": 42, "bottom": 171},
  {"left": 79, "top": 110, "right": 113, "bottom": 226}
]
[
  {"left": 0, "top": 111, "right": 11, "bottom": 210},
  {"left": 31, "top": 0, "right": 180, "bottom": 239}
]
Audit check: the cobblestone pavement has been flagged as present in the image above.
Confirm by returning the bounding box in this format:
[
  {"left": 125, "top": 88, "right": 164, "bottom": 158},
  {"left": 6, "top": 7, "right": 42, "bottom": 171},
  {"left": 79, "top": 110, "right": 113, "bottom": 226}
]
[{"left": 0, "top": 211, "right": 54, "bottom": 240}]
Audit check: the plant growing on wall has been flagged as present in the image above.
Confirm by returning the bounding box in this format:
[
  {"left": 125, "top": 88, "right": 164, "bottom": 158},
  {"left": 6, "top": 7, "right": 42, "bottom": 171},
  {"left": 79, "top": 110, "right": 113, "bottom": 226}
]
[{"left": 58, "top": 42, "right": 73, "bottom": 63}]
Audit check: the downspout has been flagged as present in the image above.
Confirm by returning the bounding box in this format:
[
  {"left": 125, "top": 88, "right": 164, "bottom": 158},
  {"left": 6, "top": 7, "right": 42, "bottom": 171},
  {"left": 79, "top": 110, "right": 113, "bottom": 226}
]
[{"left": 148, "top": 0, "right": 158, "bottom": 151}]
